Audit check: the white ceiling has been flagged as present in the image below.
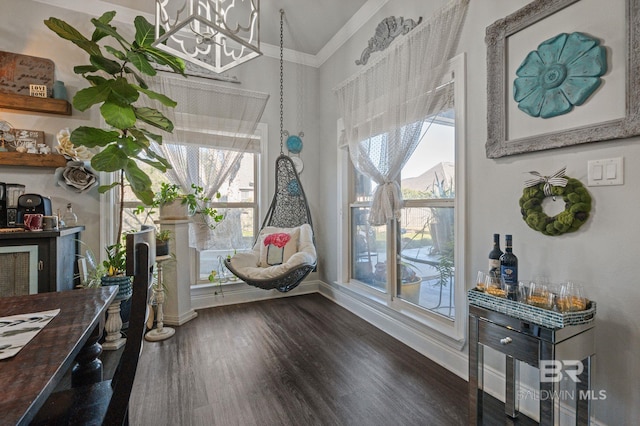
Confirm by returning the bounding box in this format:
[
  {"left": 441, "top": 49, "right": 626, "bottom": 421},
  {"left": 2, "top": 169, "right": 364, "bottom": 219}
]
[
  {"left": 39, "top": 0, "right": 387, "bottom": 66},
  {"left": 104, "top": 0, "right": 369, "bottom": 55}
]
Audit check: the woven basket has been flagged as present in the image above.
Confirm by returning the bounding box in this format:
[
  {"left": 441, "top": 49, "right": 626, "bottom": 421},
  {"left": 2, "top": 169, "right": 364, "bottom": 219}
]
[{"left": 468, "top": 288, "right": 596, "bottom": 329}]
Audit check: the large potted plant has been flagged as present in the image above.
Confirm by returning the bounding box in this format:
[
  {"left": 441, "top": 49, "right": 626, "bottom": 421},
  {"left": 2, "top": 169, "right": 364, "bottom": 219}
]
[
  {"left": 45, "top": 12, "right": 184, "bottom": 332},
  {"left": 44, "top": 11, "right": 186, "bottom": 245}
]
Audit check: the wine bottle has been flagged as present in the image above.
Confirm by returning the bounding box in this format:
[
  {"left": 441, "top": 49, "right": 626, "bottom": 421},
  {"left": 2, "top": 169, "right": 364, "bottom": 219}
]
[
  {"left": 488, "top": 233, "right": 503, "bottom": 277},
  {"left": 500, "top": 234, "right": 518, "bottom": 300}
]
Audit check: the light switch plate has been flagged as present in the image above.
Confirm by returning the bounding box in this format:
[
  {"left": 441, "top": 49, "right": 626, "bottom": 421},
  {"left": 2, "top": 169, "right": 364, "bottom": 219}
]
[{"left": 588, "top": 157, "right": 624, "bottom": 186}]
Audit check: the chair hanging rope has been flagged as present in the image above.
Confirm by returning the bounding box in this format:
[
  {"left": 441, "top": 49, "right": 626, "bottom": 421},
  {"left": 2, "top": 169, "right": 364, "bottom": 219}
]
[{"left": 224, "top": 10, "right": 317, "bottom": 292}]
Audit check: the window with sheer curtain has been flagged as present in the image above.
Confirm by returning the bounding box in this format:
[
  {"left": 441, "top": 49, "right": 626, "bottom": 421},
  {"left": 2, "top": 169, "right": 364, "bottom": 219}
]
[
  {"left": 335, "top": 0, "right": 469, "bottom": 341},
  {"left": 122, "top": 146, "right": 261, "bottom": 283},
  {"left": 340, "top": 54, "right": 466, "bottom": 342},
  {"left": 120, "top": 74, "right": 269, "bottom": 282},
  {"left": 334, "top": 0, "right": 468, "bottom": 226}
]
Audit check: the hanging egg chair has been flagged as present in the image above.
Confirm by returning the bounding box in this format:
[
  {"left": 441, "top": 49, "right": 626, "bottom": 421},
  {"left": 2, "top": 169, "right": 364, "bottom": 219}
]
[{"left": 224, "top": 10, "right": 316, "bottom": 292}]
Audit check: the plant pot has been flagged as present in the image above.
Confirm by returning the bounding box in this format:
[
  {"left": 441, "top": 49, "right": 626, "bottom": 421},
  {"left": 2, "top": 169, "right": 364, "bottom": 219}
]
[
  {"left": 159, "top": 199, "right": 191, "bottom": 220},
  {"left": 101, "top": 274, "right": 133, "bottom": 329},
  {"left": 401, "top": 278, "right": 422, "bottom": 301},
  {"left": 156, "top": 239, "right": 169, "bottom": 256}
]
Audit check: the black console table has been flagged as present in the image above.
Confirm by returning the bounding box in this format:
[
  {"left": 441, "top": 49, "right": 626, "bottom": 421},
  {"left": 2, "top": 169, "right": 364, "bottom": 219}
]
[
  {"left": 0, "top": 226, "right": 85, "bottom": 294},
  {"left": 469, "top": 303, "right": 595, "bottom": 425}
]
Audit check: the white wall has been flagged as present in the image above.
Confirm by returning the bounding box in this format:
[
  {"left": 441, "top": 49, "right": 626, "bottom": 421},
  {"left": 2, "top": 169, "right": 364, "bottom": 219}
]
[{"left": 317, "top": 0, "right": 640, "bottom": 424}]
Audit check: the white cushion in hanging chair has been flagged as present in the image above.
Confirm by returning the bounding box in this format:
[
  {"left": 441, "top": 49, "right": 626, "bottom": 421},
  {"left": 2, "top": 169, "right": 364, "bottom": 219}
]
[
  {"left": 227, "top": 224, "right": 316, "bottom": 280},
  {"left": 258, "top": 226, "right": 301, "bottom": 267}
]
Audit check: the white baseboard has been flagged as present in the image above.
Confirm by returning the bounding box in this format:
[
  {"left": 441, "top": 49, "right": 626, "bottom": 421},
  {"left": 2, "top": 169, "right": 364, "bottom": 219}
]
[
  {"left": 190, "top": 279, "right": 320, "bottom": 310},
  {"left": 163, "top": 309, "right": 198, "bottom": 326}
]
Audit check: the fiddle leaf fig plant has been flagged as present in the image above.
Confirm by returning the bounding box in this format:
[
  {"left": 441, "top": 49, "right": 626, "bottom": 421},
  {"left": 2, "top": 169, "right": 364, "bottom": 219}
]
[{"left": 44, "top": 11, "right": 185, "bottom": 241}]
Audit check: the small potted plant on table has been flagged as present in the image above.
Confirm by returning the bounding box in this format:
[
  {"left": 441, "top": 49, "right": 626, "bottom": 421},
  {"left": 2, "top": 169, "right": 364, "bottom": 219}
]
[
  {"left": 155, "top": 229, "right": 171, "bottom": 257},
  {"left": 101, "top": 243, "right": 130, "bottom": 292}
]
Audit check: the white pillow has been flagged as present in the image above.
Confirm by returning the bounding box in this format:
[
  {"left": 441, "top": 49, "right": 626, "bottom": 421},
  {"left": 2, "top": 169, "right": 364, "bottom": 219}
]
[
  {"left": 258, "top": 227, "right": 300, "bottom": 267},
  {"left": 228, "top": 224, "right": 316, "bottom": 280}
]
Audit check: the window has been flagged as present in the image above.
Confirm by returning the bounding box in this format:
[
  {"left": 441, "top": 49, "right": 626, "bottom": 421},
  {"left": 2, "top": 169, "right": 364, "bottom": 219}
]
[
  {"left": 192, "top": 151, "right": 258, "bottom": 282},
  {"left": 340, "top": 54, "right": 466, "bottom": 342},
  {"left": 111, "top": 124, "right": 267, "bottom": 286},
  {"left": 349, "top": 114, "right": 454, "bottom": 315},
  {"left": 397, "top": 113, "right": 455, "bottom": 316}
]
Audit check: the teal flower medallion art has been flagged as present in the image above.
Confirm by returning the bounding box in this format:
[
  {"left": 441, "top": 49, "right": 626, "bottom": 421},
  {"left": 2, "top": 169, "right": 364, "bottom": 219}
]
[{"left": 513, "top": 32, "right": 607, "bottom": 118}]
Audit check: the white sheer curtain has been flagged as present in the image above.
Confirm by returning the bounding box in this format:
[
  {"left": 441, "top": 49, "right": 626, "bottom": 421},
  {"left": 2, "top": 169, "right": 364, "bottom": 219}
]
[
  {"left": 334, "top": 0, "right": 468, "bottom": 225},
  {"left": 143, "top": 74, "right": 269, "bottom": 249}
]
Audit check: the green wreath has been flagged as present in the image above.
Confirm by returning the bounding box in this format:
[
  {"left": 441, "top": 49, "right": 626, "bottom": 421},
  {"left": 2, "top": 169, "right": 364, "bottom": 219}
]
[{"left": 519, "top": 177, "right": 592, "bottom": 236}]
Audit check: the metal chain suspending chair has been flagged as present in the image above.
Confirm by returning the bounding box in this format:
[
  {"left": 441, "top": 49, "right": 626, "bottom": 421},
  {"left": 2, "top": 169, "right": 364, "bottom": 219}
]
[{"left": 224, "top": 10, "right": 317, "bottom": 293}]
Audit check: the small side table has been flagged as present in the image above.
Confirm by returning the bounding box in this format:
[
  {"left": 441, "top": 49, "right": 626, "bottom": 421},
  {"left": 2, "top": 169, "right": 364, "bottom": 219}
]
[
  {"left": 145, "top": 255, "right": 175, "bottom": 342},
  {"left": 469, "top": 303, "right": 595, "bottom": 425}
]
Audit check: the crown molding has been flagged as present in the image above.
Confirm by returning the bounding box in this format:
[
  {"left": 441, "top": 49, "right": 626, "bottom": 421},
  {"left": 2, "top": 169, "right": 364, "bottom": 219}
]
[
  {"left": 34, "top": 0, "right": 389, "bottom": 69},
  {"left": 260, "top": 43, "right": 319, "bottom": 68},
  {"left": 315, "top": 0, "right": 389, "bottom": 67}
]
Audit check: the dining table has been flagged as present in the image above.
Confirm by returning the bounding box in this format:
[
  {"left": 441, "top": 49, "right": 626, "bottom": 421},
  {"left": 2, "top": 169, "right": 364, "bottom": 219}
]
[{"left": 0, "top": 286, "right": 117, "bottom": 426}]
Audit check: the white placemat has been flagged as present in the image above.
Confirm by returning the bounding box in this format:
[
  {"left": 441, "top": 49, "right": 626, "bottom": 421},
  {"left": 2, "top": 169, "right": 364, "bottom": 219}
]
[{"left": 0, "top": 309, "right": 60, "bottom": 360}]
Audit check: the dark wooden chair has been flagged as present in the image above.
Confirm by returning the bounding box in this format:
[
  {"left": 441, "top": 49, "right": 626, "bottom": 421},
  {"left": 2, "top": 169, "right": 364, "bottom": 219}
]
[{"left": 32, "top": 227, "right": 155, "bottom": 425}]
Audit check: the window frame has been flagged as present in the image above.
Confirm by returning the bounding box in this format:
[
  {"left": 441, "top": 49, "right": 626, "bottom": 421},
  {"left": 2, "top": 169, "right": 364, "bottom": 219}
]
[
  {"left": 337, "top": 53, "right": 467, "bottom": 345},
  {"left": 100, "top": 123, "right": 268, "bottom": 288},
  {"left": 192, "top": 150, "right": 261, "bottom": 283}
]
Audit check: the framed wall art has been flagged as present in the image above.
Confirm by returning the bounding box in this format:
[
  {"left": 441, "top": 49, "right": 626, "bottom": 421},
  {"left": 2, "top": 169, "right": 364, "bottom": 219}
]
[{"left": 485, "top": 0, "right": 640, "bottom": 158}]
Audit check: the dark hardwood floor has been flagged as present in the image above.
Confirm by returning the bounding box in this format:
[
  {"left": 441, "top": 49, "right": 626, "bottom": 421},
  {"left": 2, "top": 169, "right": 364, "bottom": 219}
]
[{"left": 127, "top": 293, "right": 534, "bottom": 426}]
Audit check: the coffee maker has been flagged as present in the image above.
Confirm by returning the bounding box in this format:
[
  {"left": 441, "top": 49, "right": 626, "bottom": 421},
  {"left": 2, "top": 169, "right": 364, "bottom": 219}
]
[
  {"left": 0, "top": 183, "right": 26, "bottom": 227},
  {"left": 16, "top": 193, "right": 52, "bottom": 226}
]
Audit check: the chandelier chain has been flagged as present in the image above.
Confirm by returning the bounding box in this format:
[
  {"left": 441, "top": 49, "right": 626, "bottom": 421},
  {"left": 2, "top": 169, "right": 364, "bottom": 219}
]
[{"left": 279, "top": 9, "right": 284, "bottom": 155}]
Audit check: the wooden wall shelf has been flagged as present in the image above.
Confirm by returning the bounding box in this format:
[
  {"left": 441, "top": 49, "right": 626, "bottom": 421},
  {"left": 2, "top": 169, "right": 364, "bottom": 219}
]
[
  {"left": 0, "top": 152, "right": 67, "bottom": 168},
  {"left": 0, "top": 92, "right": 71, "bottom": 115}
]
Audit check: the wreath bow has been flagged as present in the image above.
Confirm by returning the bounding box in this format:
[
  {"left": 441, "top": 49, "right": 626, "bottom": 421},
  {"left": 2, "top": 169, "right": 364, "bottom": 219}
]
[{"left": 525, "top": 167, "right": 568, "bottom": 198}]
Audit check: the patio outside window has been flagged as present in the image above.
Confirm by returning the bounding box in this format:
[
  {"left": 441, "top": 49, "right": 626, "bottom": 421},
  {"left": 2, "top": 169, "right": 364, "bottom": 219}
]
[{"left": 350, "top": 109, "right": 456, "bottom": 319}]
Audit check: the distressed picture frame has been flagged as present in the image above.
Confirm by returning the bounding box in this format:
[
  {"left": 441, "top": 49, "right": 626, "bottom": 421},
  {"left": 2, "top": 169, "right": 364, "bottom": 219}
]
[{"left": 485, "top": 0, "right": 640, "bottom": 158}]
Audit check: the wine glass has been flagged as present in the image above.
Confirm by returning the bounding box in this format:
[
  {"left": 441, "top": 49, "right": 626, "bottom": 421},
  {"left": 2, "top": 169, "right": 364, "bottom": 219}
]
[
  {"left": 517, "top": 281, "right": 528, "bottom": 303},
  {"left": 485, "top": 273, "right": 506, "bottom": 298},
  {"left": 558, "top": 281, "right": 587, "bottom": 312},
  {"left": 527, "top": 281, "right": 553, "bottom": 309},
  {"left": 475, "top": 271, "right": 486, "bottom": 291}
]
